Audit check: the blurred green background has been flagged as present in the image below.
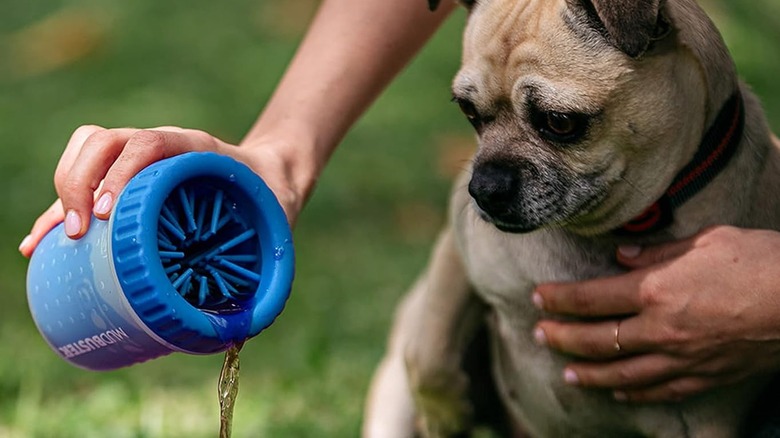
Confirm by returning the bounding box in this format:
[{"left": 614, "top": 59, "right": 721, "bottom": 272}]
[{"left": 1, "top": 1, "right": 778, "bottom": 437}]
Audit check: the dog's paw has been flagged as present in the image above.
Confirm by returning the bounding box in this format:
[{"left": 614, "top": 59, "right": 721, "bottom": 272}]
[{"left": 412, "top": 374, "right": 473, "bottom": 438}]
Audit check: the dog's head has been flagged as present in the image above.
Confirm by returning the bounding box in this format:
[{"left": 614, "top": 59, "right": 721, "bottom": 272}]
[{"left": 439, "top": 0, "right": 738, "bottom": 234}]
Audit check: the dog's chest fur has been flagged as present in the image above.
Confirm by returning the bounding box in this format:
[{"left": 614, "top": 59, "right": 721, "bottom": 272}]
[{"left": 449, "top": 176, "right": 756, "bottom": 437}]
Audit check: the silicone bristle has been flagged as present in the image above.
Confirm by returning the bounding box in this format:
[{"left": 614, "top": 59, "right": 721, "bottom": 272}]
[
  {"left": 194, "top": 198, "right": 207, "bottom": 241},
  {"left": 158, "top": 238, "right": 177, "bottom": 251},
  {"left": 179, "top": 187, "right": 198, "bottom": 232},
  {"left": 210, "top": 268, "right": 251, "bottom": 288},
  {"left": 214, "top": 214, "right": 232, "bottom": 234},
  {"left": 208, "top": 267, "right": 233, "bottom": 299},
  {"left": 157, "top": 182, "right": 261, "bottom": 310},
  {"left": 198, "top": 275, "right": 209, "bottom": 306},
  {"left": 180, "top": 280, "right": 192, "bottom": 299},
  {"left": 214, "top": 268, "right": 241, "bottom": 295},
  {"left": 214, "top": 254, "right": 258, "bottom": 263},
  {"left": 215, "top": 229, "right": 256, "bottom": 255},
  {"left": 161, "top": 204, "right": 187, "bottom": 240},
  {"left": 159, "top": 251, "right": 185, "bottom": 260},
  {"left": 210, "top": 190, "right": 224, "bottom": 235},
  {"left": 172, "top": 268, "right": 194, "bottom": 290},
  {"left": 159, "top": 215, "right": 186, "bottom": 241},
  {"left": 217, "top": 258, "right": 261, "bottom": 283}
]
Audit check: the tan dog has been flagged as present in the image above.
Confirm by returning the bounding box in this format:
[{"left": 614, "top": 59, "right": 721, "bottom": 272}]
[{"left": 363, "top": 0, "right": 780, "bottom": 436}]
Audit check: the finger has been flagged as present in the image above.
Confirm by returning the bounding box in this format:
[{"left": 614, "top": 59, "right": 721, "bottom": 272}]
[
  {"left": 617, "top": 236, "right": 695, "bottom": 269},
  {"left": 20, "top": 199, "right": 65, "bottom": 258},
  {"left": 533, "top": 273, "right": 644, "bottom": 317},
  {"left": 562, "top": 353, "right": 688, "bottom": 389},
  {"left": 57, "top": 128, "right": 140, "bottom": 237},
  {"left": 614, "top": 377, "right": 716, "bottom": 403},
  {"left": 535, "top": 319, "right": 631, "bottom": 359},
  {"left": 95, "top": 129, "right": 221, "bottom": 218},
  {"left": 54, "top": 124, "right": 105, "bottom": 189}
]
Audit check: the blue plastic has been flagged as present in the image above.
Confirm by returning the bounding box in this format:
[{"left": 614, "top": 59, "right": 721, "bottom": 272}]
[{"left": 26, "top": 152, "right": 294, "bottom": 371}]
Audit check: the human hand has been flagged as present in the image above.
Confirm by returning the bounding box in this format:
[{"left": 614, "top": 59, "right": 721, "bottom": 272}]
[
  {"left": 532, "top": 226, "right": 780, "bottom": 402},
  {"left": 19, "top": 125, "right": 308, "bottom": 257}
]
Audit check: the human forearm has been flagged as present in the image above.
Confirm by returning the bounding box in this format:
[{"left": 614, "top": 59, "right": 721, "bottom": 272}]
[
  {"left": 21, "top": 0, "right": 454, "bottom": 255},
  {"left": 241, "top": 0, "right": 455, "bottom": 201}
]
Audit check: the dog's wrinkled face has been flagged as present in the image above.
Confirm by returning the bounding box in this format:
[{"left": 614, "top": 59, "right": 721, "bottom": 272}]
[{"left": 453, "top": 0, "right": 708, "bottom": 234}]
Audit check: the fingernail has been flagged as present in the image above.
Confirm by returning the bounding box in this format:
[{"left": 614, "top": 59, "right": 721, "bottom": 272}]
[
  {"left": 563, "top": 369, "right": 579, "bottom": 385},
  {"left": 613, "top": 390, "right": 628, "bottom": 402},
  {"left": 532, "top": 292, "right": 544, "bottom": 309},
  {"left": 533, "top": 327, "right": 547, "bottom": 346},
  {"left": 618, "top": 245, "right": 642, "bottom": 258},
  {"left": 65, "top": 210, "right": 82, "bottom": 237},
  {"left": 18, "top": 235, "right": 31, "bottom": 252},
  {"left": 94, "top": 192, "right": 113, "bottom": 216}
]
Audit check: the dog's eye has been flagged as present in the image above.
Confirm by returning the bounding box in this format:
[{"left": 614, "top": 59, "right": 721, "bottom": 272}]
[
  {"left": 453, "top": 97, "right": 484, "bottom": 131},
  {"left": 456, "top": 99, "right": 479, "bottom": 121},
  {"left": 532, "top": 110, "right": 589, "bottom": 143},
  {"left": 547, "top": 113, "right": 577, "bottom": 136}
]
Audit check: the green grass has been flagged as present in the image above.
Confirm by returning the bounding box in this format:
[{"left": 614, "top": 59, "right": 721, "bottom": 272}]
[{"left": 1, "top": 1, "right": 779, "bottom": 437}]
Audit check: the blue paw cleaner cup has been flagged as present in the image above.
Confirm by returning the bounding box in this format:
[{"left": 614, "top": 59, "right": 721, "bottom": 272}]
[{"left": 26, "top": 152, "right": 294, "bottom": 371}]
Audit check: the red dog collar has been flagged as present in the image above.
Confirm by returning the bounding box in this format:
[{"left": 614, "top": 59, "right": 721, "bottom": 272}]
[{"left": 618, "top": 92, "right": 745, "bottom": 235}]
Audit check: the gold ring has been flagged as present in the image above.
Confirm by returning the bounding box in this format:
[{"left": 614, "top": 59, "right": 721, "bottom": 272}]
[{"left": 614, "top": 320, "right": 622, "bottom": 352}]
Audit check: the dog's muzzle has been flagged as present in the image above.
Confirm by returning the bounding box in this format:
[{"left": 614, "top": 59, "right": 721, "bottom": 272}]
[
  {"left": 468, "top": 160, "right": 552, "bottom": 233},
  {"left": 468, "top": 159, "right": 605, "bottom": 233}
]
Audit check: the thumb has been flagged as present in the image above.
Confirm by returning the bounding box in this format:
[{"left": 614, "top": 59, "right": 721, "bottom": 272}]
[{"left": 617, "top": 237, "right": 694, "bottom": 269}]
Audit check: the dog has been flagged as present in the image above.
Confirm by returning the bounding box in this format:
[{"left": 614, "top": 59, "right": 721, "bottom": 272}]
[{"left": 362, "top": 0, "right": 780, "bottom": 436}]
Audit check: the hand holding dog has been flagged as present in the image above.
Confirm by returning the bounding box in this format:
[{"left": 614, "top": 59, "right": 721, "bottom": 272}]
[{"left": 534, "top": 225, "right": 780, "bottom": 403}]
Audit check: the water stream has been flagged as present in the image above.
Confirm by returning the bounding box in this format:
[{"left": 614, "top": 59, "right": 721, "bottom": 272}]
[{"left": 219, "top": 342, "right": 244, "bottom": 438}]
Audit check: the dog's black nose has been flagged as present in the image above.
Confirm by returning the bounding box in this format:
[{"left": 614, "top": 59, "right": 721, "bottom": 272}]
[{"left": 469, "top": 161, "right": 518, "bottom": 216}]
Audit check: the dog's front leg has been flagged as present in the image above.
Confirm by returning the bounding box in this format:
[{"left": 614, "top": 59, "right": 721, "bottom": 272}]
[
  {"left": 363, "top": 227, "right": 483, "bottom": 438},
  {"left": 404, "top": 226, "right": 485, "bottom": 437}
]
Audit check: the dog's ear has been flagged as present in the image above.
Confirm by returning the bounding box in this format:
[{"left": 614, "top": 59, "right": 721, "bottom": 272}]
[{"left": 579, "top": 0, "right": 670, "bottom": 58}]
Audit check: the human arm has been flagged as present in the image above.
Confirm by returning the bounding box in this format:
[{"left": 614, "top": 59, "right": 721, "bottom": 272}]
[
  {"left": 19, "top": 0, "right": 456, "bottom": 257},
  {"left": 532, "top": 226, "right": 780, "bottom": 402}
]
